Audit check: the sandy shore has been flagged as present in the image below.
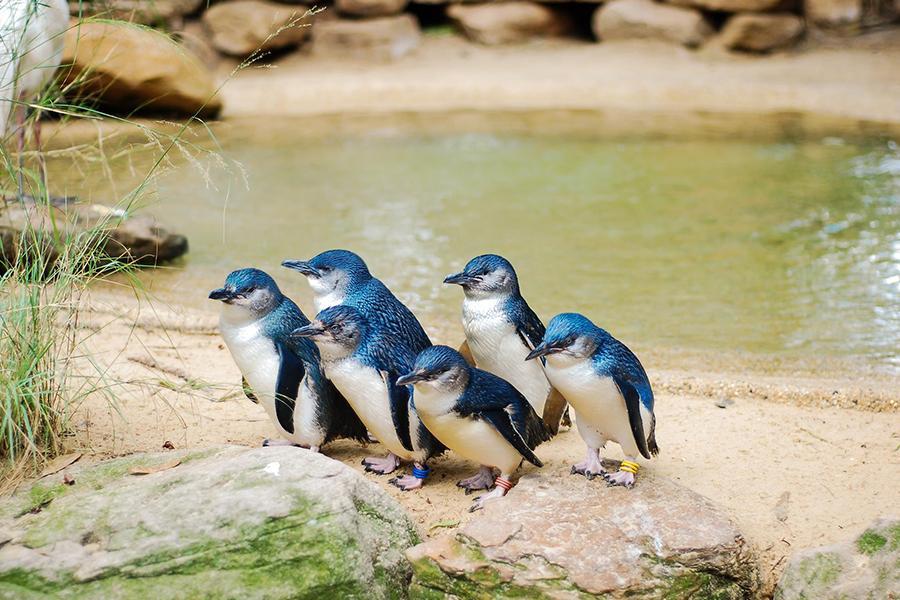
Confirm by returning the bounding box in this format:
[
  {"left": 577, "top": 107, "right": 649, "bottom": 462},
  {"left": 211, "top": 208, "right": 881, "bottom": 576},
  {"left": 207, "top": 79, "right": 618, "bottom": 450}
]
[
  {"left": 62, "top": 291, "right": 900, "bottom": 595},
  {"left": 219, "top": 33, "right": 900, "bottom": 125}
]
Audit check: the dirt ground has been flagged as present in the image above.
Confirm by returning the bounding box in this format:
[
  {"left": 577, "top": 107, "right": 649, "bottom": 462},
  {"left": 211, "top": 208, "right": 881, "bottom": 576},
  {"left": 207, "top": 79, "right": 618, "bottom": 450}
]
[{"left": 62, "top": 290, "right": 899, "bottom": 595}]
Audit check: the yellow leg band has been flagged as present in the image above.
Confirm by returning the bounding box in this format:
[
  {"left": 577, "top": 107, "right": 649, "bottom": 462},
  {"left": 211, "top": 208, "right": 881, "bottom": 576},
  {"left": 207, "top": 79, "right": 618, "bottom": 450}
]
[{"left": 619, "top": 460, "right": 640, "bottom": 474}]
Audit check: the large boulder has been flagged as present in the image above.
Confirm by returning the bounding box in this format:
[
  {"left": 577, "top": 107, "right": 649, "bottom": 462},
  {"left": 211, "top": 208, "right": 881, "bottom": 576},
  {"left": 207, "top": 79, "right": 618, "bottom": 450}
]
[
  {"left": 0, "top": 446, "right": 419, "bottom": 598},
  {"left": 0, "top": 199, "right": 188, "bottom": 269},
  {"left": 312, "top": 15, "right": 421, "bottom": 60},
  {"left": 592, "top": 0, "right": 713, "bottom": 48},
  {"left": 717, "top": 13, "right": 805, "bottom": 52},
  {"left": 447, "top": 2, "right": 574, "bottom": 45},
  {"left": 202, "top": 1, "right": 311, "bottom": 57},
  {"left": 335, "top": 0, "right": 409, "bottom": 18},
  {"left": 407, "top": 469, "right": 758, "bottom": 598},
  {"left": 62, "top": 21, "right": 221, "bottom": 118},
  {"left": 776, "top": 517, "right": 899, "bottom": 600},
  {"left": 804, "top": 0, "right": 862, "bottom": 26},
  {"left": 67, "top": 0, "right": 205, "bottom": 26}
]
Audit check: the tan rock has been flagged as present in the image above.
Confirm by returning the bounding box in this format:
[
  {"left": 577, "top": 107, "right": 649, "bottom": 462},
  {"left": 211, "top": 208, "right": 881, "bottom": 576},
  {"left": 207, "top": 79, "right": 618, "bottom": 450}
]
[
  {"left": 335, "top": 0, "right": 409, "bottom": 18},
  {"left": 202, "top": 1, "right": 311, "bottom": 57},
  {"left": 668, "top": 0, "right": 786, "bottom": 13},
  {"left": 718, "top": 13, "right": 804, "bottom": 52},
  {"left": 593, "top": 0, "right": 713, "bottom": 47},
  {"left": 62, "top": 21, "right": 221, "bottom": 117},
  {"left": 312, "top": 15, "right": 421, "bottom": 60},
  {"left": 447, "top": 2, "right": 574, "bottom": 45},
  {"left": 68, "top": 0, "right": 204, "bottom": 25},
  {"left": 804, "top": 0, "right": 862, "bottom": 26},
  {"left": 408, "top": 470, "right": 758, "bottom": 597}
]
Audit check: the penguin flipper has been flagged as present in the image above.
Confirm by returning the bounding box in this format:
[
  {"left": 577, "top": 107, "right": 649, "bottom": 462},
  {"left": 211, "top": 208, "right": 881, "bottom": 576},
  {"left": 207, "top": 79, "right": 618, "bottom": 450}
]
[
  {"left": 481, "top": 409, "right": 544, "bottom": 468},
  {"left": 381, "top": 370, "right": 413, "bottom": 452},
  {"left": 274, "top": 341, "right": 304, "bottom": 435},
  {"left": 613, "top": 375, "right": 652, "bottom": 460}
]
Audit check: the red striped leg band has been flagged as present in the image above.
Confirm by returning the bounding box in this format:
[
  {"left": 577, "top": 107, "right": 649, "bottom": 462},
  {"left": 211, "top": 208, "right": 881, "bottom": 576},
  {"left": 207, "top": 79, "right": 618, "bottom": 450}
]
[{"left": 494, "top": 477, "right": 514, "bottom": 492}]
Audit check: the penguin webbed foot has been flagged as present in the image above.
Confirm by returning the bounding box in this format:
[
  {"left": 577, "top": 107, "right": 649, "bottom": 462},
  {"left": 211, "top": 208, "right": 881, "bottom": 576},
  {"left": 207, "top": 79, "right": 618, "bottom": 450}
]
[
  {"left": 361, "top": 454, "right": 401, "bottom": 475},
  {"left": 603, "top": 470, "right": 636, "bottom": 488},
  {"left": 262, "top": 438, "right": 299, "bottom": 448},
  {"left": 457, "top": 466, "right": 497, "bottom": 495},
  {"left": 388, "top": 474, "right": 423, "bottom": 491},
  {"left": 469, "top": 486, "right": 507, "bottom": 512},
  {"left": 570, "top": 455, "right": 606, "bottom": 480}
]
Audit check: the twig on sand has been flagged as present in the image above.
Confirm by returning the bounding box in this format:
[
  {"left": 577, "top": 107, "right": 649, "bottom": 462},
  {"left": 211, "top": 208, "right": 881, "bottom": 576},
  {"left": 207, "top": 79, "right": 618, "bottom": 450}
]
[
  {"left": 798, "top": 427, "right": 837, "bottom": 446},
  {"left": 127, "top": 354, "right": 191, "bottom": 381}
]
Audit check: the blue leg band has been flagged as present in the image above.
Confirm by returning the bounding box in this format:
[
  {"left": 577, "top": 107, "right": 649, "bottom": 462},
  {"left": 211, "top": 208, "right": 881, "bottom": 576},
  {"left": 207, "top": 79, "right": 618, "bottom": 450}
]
[{"left": 412, "top": 466, "right": 431, "bottom": 480}]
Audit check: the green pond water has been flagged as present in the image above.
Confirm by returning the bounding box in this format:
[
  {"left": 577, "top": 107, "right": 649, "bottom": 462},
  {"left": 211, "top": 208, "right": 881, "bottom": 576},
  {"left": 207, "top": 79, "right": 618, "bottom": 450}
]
[{"left": 55, "top": 113, "right": 900, "bottom": 370}]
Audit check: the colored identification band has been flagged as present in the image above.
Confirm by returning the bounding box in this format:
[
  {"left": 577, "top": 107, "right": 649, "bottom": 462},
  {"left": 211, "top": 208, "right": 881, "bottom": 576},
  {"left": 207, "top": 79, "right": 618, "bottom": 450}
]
[
  {"left": 412, "top": 466, "right": 431, "bottom": 479},
  {"left": 619, "top": 461, "right": 640, "bottom": 474},
  {"left": 494, "top": 477, "right": 514, "bottom": 492}
]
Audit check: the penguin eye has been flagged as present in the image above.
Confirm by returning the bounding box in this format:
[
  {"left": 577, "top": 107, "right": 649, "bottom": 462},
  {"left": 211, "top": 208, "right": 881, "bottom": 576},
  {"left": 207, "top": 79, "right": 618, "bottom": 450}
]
[{"left": 320, "top": 266, "right": 332, "bottom": 274}]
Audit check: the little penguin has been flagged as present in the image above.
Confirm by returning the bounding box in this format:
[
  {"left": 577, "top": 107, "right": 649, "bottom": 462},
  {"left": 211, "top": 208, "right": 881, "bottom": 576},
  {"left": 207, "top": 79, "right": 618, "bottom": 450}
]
[
  {"left": 209, "top": 268, "right": 367, "bottom": 451},
  {"left": 526, "top": 313, "right": 658, "bottom": 487},
  {"left": 397, "top": 345, "right": 551, "bottom": 512},
  {"left": 282, "top": 249, "right": 431, "bottom": 353},
  {"left": 292, "top": 305, "right": 446, "bottom": 490},
  {"left": 444, "top": 254, "right": 568, "bottom": 433}
]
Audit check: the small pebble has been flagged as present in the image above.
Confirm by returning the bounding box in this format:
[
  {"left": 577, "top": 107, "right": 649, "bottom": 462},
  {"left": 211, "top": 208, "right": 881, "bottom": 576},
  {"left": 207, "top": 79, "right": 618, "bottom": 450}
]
[{"left": 715, "top": 397, "right": 734, "bottom": 409}]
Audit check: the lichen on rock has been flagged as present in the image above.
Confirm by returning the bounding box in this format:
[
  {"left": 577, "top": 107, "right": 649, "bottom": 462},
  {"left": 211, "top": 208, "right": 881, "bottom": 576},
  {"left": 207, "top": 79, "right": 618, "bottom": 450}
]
[{"left": 0, "top": 446, "right": 418, "bottom": 599}]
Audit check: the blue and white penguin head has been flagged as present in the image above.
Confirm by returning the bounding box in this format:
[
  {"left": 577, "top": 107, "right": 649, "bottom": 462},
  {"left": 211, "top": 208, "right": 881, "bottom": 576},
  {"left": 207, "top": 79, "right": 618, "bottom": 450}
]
[
  {"left": 282, "top": 250, "right": 371, "bottom": 301},
  {"left": 396, "top": 345, "right": 470, "bottom": 392},
  {"left": 291, "top": 305, "right": 368, "bottom": 361},
  {"left": 525, "top": 313, "right": 600, "bottom": 361},
  {"left": 443, "top": 254, "right": 520, "bottom": 298},
  {"left": 209, "top": 268, "right": 283, "bottom": 316}
]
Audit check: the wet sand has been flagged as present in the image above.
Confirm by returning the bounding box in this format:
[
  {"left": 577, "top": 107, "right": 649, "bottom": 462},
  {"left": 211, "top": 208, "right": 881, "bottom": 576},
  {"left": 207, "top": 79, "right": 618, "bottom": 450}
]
[
  {"left": 66, "top": 292, "right": 900, "bottom": 595},
  {"left": 219, "top": 34, "right": 900, "bottom": 125}
]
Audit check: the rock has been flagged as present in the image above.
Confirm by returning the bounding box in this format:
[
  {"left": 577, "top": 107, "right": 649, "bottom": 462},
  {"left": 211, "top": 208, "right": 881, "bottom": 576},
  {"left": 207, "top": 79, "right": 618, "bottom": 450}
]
[
  {"left": 668, "top": 0, "right": 786, "bottom": 13},
  {"left": 175, "top": 19, "right": 224, "bottom": 69},
  {"left": 312, "top": 15, "right": 421, "bottom": 60},
  {"left": 407, "top": 470, "right": 758, "bottom": 597},
  {"left": 62, "top": 21, "right": 221, "bottom": 118},
  {"left": 593, "top": 0, "right": 713, "bottom": 48},
  {"left": 0, "top": 446, "right": 419, "bottom": 598},
  {"left": 776, "top": 517, "right": 899, "bottom": 599},
  {"left": 447, "top": 2, "right": 574, "bottom": 45},
  {"left": 717, "top": 13, "right": 804, "bottom": 52},
  {"left": 0, "top": 199, "right": 188, "bottom": 269},
  {"left": 68, "top": 0, "right": 205, "bottom": 26},
  {"left": 804, "top": 0, "right": 862, "bottom": 26},
  {"left": 336, "top": 0, "right": 409, "bottom": 18},
  {"left": 202, "top": 1, "right": 311, "bottom": 57}
]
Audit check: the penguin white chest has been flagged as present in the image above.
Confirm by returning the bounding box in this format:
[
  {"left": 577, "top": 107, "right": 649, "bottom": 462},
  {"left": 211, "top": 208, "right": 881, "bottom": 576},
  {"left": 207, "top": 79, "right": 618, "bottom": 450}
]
[
  {"left": 462, "top": 297, "right": 551, "bottom": 415},
  {"left": 220, "top": 319, "right": 279, "bottom": 402},
  {"left": 414, "top": 387, "right": 522, "bottom": 474},
  {"left": 544, "top": 355, "right": 640, "bottom": 457},
  {"left": 326, "top": 359, "right": 415, "bottom": 461}
]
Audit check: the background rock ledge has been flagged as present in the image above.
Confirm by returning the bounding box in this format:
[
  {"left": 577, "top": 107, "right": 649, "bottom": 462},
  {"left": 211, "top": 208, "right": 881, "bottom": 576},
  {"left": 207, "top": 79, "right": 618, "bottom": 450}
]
[
  {"left": 0, "top": 446, "right": 419, "bottom": 599},
  {"left": 407, "top": 468, "right": 758, "bottom": 598}
]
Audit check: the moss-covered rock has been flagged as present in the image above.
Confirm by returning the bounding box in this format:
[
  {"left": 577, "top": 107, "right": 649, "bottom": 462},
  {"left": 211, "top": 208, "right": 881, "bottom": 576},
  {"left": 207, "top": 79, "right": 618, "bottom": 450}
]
[
  {"left": 775, "top": 517, "right": 899, "bottom": 600},
  {"left": 406, "top": 470, "right": 757, "bottom": 599},
  {"left": 0, "top": 446, "right": 419, "bottom": 599}
]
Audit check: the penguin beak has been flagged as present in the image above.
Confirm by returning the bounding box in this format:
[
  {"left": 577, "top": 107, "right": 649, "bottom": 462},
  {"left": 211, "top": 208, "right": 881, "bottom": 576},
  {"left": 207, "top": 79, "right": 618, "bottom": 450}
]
[
  {"left": 525, "top": 342, "right": 562, "bottom": 361},
  {"left": 282, "top": 260, "right": 320, "bottom": 278},
  {"left": 396, "top": 370, "right": 426, "bottom": 386},
  {"left": 443, "top": 272, "right": 477, "bottom": 286},
  {"left": 208, "top": 287, "right": 234, "bottom": 301},
  {"left": 291, "top": 322, "right": 326, "bottom": 339}
]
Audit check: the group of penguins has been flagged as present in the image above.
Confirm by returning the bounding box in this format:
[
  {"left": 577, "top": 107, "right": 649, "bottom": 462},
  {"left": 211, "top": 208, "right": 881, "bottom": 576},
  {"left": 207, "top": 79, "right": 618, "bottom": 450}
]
[{"left": 210, "top": 250, "right": 659, "bottom": 512}]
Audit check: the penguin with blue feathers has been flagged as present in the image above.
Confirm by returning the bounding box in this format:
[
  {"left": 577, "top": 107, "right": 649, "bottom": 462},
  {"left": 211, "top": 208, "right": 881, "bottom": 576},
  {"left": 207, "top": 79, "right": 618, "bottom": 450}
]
[
  {"left": 397, "top": 345, "right": 551, "bottom": 511},
  {"left": 526, "top": 313, "right": 659, "bottom": 487},
  {"left": 292, "top": 305, "right": 446, "bottom": 490},
  {"left": 444, "top": 254, "right": 568, "bottom": 436},
  {"left": 210, "top": 268, "right": 367, "bottom": 451},
  {"left": 282, "top": 249, "right": 432, "bottom": 353}
]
